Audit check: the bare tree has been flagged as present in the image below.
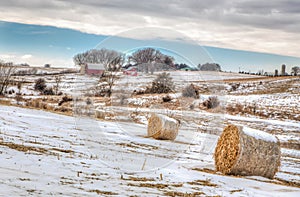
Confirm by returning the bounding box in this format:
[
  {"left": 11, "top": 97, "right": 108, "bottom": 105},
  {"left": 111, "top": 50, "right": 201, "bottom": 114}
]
[
  {"left": 53, "top": 75, "right": 62, "bottom": 95},
  {"left": 16, "top": 80, "right": 24, "bottom": 105},
  {"left": 102, "top": 54, "right": 125, "bottom": 97},
  {"left": 73, "top": 51, "right": 89, "bottom": 66},
  {"left": 73, "top": 48, "right": 124, "bottom": 71},
  {"left": 291, "top": 66, "right": 300, "bottom": 76},
  {"left": 0, "top": 61, "right": 16, "bottom": 95},
  {"left": 129, "top": 48, "right": 172, "bottom": 74},
  {"left": 148, "top": 72, "right": 175, "bottom": 93},
  {"left": 17, "top": 80, "right": 23, "bottom": 94}
]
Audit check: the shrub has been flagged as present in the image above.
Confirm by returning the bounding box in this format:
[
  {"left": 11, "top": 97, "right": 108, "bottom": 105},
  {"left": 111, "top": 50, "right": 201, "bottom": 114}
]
[
  {"left": 162, "top": 95, "right": 172, "bottom": 102},
  {"left": 86, "top": 98, "right": 92, "bottom": 105},
  {"left": 94, "top": 83, "right": 111, "bottom": 97},
  {"left": 29, "top": 68, "right": 38, "bottom": 75},
  {"left": 203, "top": 96, "right": 220, "bottom": 109},
  {"left": 118, "top": 94, "right": 128, "bottom": 105},
  {"left": 133, "top": 89, "right": 145, "bottom": 95},
  {"left": 182, "top": 84, "right": 199, "bottom": 99},
  {"left": 43, "top": 87, "right": 54, "bottom": 95},
  {"left": 58, "top": 95, "right": 73, "bottom": 106},
  {"left": 8, "top": 89, "right": 15, "bottom": 94},
  {"left": 226, "top": 103, "right": 244, "bottom": 114},
  {"left": 148, "top": 72, "right": 174, "bottom": 94},
  {"left": 15, "top": 94, "right": 23, "bottom": 104},
  {"left": 230, "top": 83, "right": 240, "bottom": 91},
  {"left": 34, "top": 78, "right": 46, "bottom": 92}
]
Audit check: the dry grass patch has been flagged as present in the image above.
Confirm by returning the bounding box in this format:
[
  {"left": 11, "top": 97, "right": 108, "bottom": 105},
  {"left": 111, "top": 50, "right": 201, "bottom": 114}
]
[
  {"left": 230, "top": 189, "right": 243, "bottom": 194},
  {"left": 0, "top": 99, "right": 11, "bottom": 105},
  {"left": 0, "top": 141, "right": 48, "bottom": 154},
  {"left": 128, "top": 183, "right": 183, "bottom": 189},
  {"left": 187, "top": 179, "right": 218, "bottom": 187},
  {"left": 164, "top": 191, "right": 205, "bottom": 197},
  {"left": 121, "top": 176, "right": 155, "bottom": 182},
  {"left": 89, "top": 190, "right": 118, "bottom": 195},
  {"left": 192, "top": 168, "right": 216, "bottom": 174}
]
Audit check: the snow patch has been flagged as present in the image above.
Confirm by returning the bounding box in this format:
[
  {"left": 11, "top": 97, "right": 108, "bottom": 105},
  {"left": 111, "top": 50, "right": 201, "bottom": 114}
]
[{"left": 243, "top": 126, "right": 278, "bottom": 143}]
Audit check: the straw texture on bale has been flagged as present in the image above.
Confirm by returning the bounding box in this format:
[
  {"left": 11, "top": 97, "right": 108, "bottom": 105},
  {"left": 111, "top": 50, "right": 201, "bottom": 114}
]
[
  {"left": 147, "top": 113, "right": 180, "bottom": 140},
  {"left": 214, "top": 124, "right": 280, "bottom": 179}
]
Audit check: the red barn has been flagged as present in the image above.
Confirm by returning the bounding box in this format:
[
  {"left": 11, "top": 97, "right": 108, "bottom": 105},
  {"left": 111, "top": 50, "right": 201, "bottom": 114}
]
[
  {"left": 123, "top": 67, "right": 138, "bottom": 76},
  {"left": 83, "top": 63, "right": 105, "bottom": 76}
]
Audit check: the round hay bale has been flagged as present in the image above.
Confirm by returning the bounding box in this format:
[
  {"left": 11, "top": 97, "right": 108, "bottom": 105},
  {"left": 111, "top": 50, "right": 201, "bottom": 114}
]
[
  {"left": 147, "top": 113, "right": 180, "bottom": 140},
  {"left": 214, "top": 124, "right": 280, "bottom": 179},
  {"left": 95, "top": 109, "right": 106, "bottom": 119}
]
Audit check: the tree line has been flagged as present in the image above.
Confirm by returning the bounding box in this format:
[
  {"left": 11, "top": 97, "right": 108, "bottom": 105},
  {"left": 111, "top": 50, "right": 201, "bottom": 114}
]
[
  {"left": 73, "top": 47, "right": 225, "bottom": 73},
  {"left": 73, "top": 47, "right": 177, "bottom": 74}
]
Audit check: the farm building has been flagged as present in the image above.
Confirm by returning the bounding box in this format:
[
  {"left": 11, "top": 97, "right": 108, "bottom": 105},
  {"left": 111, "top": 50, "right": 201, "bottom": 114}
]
[
  {"left": 123, "top": 66, "right": 138, "bottom": 76},
  {"left": 264, "top": 72, "right": 275, "bottom": 77},
  {"left": 80, "top": 63, "right": 105, "bottom": 75}
]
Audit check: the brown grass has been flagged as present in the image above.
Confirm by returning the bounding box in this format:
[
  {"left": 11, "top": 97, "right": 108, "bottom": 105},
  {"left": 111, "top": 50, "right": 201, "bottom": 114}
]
[
  {"left": 121, "top": 176, "right": 155, "bottom": 182},
  {"left": 0, "top": 99, "right": 12, "bottom": 105},
  {"left": 230, "top": 189, "right": 243, "bottom": 194},
  {"left": 281, "top": 141, "right": 300, "bottom": 150},
  {"left": 89, "top": 189, "right": 118, "bottom": 195},
  {"left": 212, "top": 76, "right": 298, "bottom": 83},
  {"left": 164, "top": 191, "right": 205, "bottom": 197},
  {"left": 0, "top": 141, "right": 48, "bottom": 154},
  {"left": 187, "top": 179, "right": 218, "bottom": 187},
  {"left": 192, "top": 167, "right": 300, "bottom": 188},
  {"left": 128, "top": 182, "right": 183, "bottom": 189}
]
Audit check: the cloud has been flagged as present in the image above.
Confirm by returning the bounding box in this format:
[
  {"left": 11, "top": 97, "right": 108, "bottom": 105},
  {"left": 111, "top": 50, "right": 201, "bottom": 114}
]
[
  {"left": 0, "top": 0, "right": 299, "bottom": 57},
  {"left": 0, "top": 53, "right": 73, "bottom": 67},
  {"left": 0, "top": 54, "right": 16, "bottom": 59},
  {"left": 21, "top": 54, "right": 32, "bottom": 59}
]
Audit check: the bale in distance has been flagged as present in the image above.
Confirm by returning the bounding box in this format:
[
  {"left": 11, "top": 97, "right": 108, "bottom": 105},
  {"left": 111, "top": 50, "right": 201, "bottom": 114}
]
[
  {"left": 214, "top": 124, "right": 280, "bottom": 179},
  {"left": 95, "top": 109, "right": 106, "bottom": 119},
  {"left": 147, "top": 113, "right": 180, "bottom": 140}
]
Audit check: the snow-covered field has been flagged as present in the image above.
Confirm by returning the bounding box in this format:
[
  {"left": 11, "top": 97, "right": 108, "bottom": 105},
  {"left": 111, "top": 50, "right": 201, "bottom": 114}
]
[
  {"left": 0, "top": 105, "right": 299, "bottom": 196},
  {"left": 0, "top": 70, "right": 299, "bottom": 196},
  {"left": 115, "top": 71, "right": 263, "bottom": 93}
]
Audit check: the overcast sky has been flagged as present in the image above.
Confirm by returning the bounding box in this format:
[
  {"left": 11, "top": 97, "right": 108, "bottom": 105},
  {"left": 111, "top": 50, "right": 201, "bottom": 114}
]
[{"left": 0, "top": 0, "right": 299, "bottom": 58}]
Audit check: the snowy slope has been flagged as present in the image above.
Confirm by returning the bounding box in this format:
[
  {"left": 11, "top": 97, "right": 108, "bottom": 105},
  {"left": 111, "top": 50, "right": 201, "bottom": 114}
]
[{"left": 0, "top": 105, "right": 299, "bottom": 196}]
